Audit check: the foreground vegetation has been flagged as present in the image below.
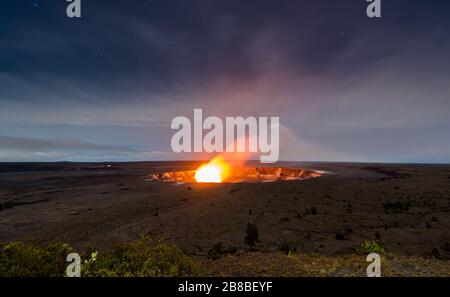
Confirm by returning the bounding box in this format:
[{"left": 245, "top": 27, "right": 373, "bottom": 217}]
[
  {"left": 0, "top": 238, "right": 448, "bottom": 277},
  {"left": 0, "top": 238, "right": 199, "bottom": 277}
]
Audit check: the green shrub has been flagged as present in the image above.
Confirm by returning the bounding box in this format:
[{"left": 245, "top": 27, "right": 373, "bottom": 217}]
[
  {"left": 0, "top": 242, "right": 73, "bottom": 277},
  {"left": 357, "top": 240, "right": 385, "bottom": 254},
  {"left": 0, "top": 238, "right": 199, "bottom": 277},
  {"left": 82, "top": 238, "right": 199, "bottom": 277}
]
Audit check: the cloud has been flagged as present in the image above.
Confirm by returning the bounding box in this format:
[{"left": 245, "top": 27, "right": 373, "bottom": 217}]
[
  {"left": 0, "top": 1, "right": 450, "bottom": 162},
  {"left": 0, "top": 135, "right": 133, "bottom": 152},
  {"left": 0, "top": 135, "right": 178, "bottom": 162}
]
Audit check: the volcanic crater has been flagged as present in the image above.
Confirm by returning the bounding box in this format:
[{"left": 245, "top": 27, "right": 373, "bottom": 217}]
[{"left": 148, "top": 167, "right": 323, "bottom": 183}]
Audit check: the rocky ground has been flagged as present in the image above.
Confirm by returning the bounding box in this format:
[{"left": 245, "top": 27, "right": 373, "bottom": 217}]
[{"left": 0, "top": 161, "right": 449, "bottom": 276}]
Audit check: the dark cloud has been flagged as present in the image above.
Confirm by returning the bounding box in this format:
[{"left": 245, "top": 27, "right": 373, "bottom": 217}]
[{"left": 0, "top": 135, "right": 131, "bottom": 152}]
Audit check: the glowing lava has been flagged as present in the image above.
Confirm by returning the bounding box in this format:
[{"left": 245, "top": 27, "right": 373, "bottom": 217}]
[{"left": 194, "top": 158, "right": 230, "bottom": 183}]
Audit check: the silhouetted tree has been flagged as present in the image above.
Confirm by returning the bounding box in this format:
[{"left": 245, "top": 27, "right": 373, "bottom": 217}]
[{"left": 245, "top": 223, "right": 259, "bottom": 250}]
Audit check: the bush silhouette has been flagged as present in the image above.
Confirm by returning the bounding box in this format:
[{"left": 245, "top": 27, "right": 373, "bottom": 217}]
[{"left": 245, "top": 223, "right": 259, "bottom": 250}]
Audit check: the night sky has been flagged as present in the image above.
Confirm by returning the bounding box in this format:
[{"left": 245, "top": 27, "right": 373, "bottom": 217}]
[{"left": 1, "top": 0, "right": 449, "bottom": 162}]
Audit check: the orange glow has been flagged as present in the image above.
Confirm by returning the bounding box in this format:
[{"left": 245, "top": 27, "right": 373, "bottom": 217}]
[{"left": 195, "top": 158, "right": 230, "bottom": 183}]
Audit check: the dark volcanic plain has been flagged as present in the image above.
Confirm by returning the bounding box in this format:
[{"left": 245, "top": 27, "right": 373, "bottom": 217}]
[{"left": 0, "top": 161, "right": 449, "bottom": 275}]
